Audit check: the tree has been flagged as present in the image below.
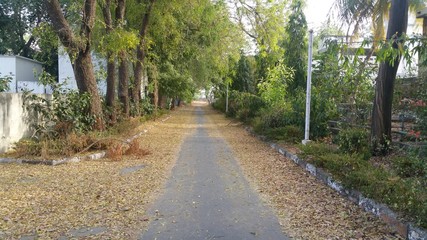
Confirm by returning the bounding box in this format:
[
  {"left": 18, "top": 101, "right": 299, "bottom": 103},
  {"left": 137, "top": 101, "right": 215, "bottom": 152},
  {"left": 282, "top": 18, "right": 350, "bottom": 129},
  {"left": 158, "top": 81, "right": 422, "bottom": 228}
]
[
  {"left": 371, "top": 0, "right": 409, "bottom": 154},
  {"left": 231, "top": 0, "right": 288, "bottom": 82},
  {"left": 0, "top": 0, "right": 45, "bottom": 57},
  {"left": 99, "top": 0, "right": 117, "bottom": 122},
  {"left": 232, "top": 51, "right": 255, "bottom": 93},
  {"left": 333, "top": 0, "right": 423, "bottom": 42},
  {"left": 44, "top": 0, "right": 104, "bottom": 129},
  {"left": 115, "top": 0, "right": 130, "bottom": 117},
  {"left": 282, "top": 0, "right": 307, "bottom": 92},
  {"left": 132, "top": 0, "right": 155, "bottom": 115}
]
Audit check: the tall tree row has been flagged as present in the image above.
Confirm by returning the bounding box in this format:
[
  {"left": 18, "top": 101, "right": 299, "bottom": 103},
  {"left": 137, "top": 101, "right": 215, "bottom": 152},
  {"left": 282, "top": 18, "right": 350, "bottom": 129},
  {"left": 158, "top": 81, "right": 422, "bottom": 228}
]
[{"left": 38, "top": 0, "right": 243, "bottom": 130}]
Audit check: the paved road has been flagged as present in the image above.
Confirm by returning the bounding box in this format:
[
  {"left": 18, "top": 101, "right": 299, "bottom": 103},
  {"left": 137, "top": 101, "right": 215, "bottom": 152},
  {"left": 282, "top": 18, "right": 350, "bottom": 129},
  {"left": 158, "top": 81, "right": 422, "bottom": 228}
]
[{"left": 140, "top": 106, "right": 289, "bottom": 240}]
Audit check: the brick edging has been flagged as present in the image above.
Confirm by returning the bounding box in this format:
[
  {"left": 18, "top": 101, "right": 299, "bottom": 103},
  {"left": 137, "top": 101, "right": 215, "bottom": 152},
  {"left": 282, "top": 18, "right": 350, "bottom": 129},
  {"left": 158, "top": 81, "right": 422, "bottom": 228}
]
[
  {"left": 244, "top": 126, "right": 427, "bottom": 240},
  {"left": 0, "top": 115, "right": 172, "bottom": 166}
]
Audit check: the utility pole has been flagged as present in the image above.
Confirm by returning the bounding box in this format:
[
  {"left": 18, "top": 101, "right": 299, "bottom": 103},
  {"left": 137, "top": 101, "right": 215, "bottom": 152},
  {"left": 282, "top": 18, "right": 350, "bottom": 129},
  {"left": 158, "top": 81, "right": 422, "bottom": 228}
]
[{"left": 302, "top": 29, "right": 314, "bottom": 145}]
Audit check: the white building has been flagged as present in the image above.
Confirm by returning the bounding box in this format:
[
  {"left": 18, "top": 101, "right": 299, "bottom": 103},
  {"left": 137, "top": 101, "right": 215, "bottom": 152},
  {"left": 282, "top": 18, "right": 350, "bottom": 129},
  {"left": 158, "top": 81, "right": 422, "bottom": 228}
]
[{"left": 0, "top": 55, "right": 47, "bottom": 94}]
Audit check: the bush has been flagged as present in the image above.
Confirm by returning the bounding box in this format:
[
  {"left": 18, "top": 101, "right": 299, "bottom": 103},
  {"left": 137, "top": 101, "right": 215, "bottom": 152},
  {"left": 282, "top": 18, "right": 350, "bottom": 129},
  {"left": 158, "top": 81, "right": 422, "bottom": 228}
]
[
  {"left": 337, "top": 128, "right": 370, "bottom": 157},
  {"left": 264, "top": 125, "right": 303, "bottom": 143},
  {"left": 222, "top": 91, "right": 265, "bottom": 121},
  {"left": 212, "top": 97, "right": 226, "bottom": 112},
  {"left": 23, "top": 73, "right": 95, "bottom": 139},
  {"left": 255, "top": 106, "right": 291, "bottom": 130},
  {"left": 300, "top": 141, "right": 427, "bottom": 228},
  {"left": 391, "top": 154, "right": 427, "bottom": 178},
  {"left": 0, "top": 75, "right": 12, "bottom": 92}
]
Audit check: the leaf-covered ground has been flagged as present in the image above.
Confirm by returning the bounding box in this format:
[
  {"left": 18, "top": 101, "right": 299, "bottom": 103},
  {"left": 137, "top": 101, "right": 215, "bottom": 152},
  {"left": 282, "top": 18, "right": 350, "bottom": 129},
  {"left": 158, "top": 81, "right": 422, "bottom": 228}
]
[
  {"left": 1, "top": 102, "right": 402, "bottom": 239},
  {"left": 0, "top": 106, "right": 196, "bottom": 239},
  {"left": 204, "top": 104, "right": 402, "bottom": 239}
]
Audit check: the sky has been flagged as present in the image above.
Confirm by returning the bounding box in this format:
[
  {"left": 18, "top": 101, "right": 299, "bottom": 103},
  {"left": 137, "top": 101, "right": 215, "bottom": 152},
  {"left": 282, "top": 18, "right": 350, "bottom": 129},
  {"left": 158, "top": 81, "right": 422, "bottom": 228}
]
[{"left": 304, "top": 0, "right": 336, "bottom": 32}]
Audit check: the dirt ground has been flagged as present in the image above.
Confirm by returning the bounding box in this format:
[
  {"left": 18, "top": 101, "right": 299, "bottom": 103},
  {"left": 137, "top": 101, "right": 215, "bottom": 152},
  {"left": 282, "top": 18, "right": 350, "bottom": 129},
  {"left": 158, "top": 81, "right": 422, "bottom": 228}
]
[
  {"left": 0, "top": 105, "right": 195, "bottom": 239},
  {"left": 205, "top": 103, "right": 402, "bottom": 239},
  {"left": 0, "top": 102, "right": 402, "bottom": 239}
]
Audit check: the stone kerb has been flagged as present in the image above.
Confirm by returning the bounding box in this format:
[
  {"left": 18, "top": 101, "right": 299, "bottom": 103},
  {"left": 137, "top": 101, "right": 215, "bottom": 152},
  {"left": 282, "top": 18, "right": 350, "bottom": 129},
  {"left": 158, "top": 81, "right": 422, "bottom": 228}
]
[{"left": 244, "top": 126, "right": 427, "bottom": 240}]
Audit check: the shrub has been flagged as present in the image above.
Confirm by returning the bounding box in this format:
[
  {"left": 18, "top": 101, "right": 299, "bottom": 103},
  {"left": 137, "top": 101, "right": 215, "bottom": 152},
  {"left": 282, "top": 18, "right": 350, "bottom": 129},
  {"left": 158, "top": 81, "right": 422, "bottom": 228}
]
[
  {"left": 225, "top": 91, "right": 265, "bottom": 121},
  {"left": 140, "top": 98, "right": 155, "bottom": 115},
  {"left": 300, "top": 141, "right": 427, "bottom": 228},
  {"left": 0, "top": 74, "right": 12, "bottom": 92},
  {"left": 391, "top": 154, "right": 427, "bottom": 178},
  {"left": 299, "top": 142, "right": 339, "bottom": 158},
  {"left": 256, "top": 106, "right": 292, "bottom": 130},
  {"left": 23, "top": 73, "right": 95, "bottom": 139},
  {"left": 337, "top": 128, "right": 370, "bottom": 157},
  {"left": 264, "top": 125, "right": 303, "bottom": 143},
  {"left": 212, "top": 97, "right": 226, "bottom": 112}
]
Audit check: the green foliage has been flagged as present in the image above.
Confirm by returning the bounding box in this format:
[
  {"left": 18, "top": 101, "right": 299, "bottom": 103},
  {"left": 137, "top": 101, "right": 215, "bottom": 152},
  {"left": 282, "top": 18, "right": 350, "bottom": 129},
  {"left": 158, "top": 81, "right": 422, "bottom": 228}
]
[
  {"left": 254, "top": 105, "right": 293, "bottom": 130},
  {"left": 312, "top": 40, "right": 375, "bottom": 125},
  {"left": 32, "top": 22, "right": 59, "bottom": 78},
  {"left": 231, "top": 51, "right": 256, "bottom": 93},
  {"left": 281, "top": 0, "right": 307, "bottom": 92},
  {"left": 264, "top": 125, "right": 303, "bottom": 143},
  {"left": 301, "top": 142, "right": 427, "bottom": 228},
  {"left": 258, "top": 60, "right": 294, "bottom": 107},
  {"left": 0, "top": 0, "right": 46, "bottom": 57},
  {"left": 97, "top": 28, "right": 139, "bottom": 57},
  {"left": 140, "top": 98, "right": 155, "bottom": 115},
  {"left": 22, "top": 72, "right": 95, "bottom": 139},
  {"left": 145, "top": 0, "right": 243, "bottom": 90},
  {"left": 158, "top": 62, "right": 196, "bottom": 103},
  {"left": 391, "top": 153, "right": 427, "bottom": 178},
  {"left": 227, "top": 91, "right": 265, "bottom": 122},
  {"left": 0, "top": 74, "right": 12, "bottom": 92},
  {"left": 299, "top": 142, "right": 339, "bottom": 159},
  {"left": 337, "top": 128, "right": 370, "bottom": 158}
]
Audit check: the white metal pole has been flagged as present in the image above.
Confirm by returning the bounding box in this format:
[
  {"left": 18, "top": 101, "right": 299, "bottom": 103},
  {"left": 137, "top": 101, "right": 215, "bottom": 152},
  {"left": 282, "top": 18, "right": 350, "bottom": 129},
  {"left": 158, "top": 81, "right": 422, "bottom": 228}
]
[
  {"left": 226, "top": 83, "right": 229, "bottom": 113},
  {"left": 303, "top": 30, "right": 314, "bottom": 145}
]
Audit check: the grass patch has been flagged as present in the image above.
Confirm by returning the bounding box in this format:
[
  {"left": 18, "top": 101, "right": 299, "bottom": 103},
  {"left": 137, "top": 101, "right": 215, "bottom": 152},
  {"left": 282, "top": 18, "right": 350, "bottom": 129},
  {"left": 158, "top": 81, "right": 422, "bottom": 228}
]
[{"left": 300, "top": 142, "right": 427, "bottom": 229}]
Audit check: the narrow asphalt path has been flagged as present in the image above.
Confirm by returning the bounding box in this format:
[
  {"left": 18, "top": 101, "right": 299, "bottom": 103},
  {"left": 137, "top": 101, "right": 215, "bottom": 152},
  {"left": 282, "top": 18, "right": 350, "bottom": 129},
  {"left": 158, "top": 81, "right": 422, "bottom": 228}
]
[{"left": 140, "top": 106, "right": 289, "bottom": 240}]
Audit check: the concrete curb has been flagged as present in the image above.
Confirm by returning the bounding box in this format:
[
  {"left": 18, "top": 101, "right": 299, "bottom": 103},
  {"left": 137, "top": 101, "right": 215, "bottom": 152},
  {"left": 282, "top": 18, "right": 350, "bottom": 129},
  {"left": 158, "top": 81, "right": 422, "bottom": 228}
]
[
  {"left": 244, "top": 126, "right": 427, "bottom": 240},
  {"left": 0, "top": 115, "right": 172, "bottom": 166}
]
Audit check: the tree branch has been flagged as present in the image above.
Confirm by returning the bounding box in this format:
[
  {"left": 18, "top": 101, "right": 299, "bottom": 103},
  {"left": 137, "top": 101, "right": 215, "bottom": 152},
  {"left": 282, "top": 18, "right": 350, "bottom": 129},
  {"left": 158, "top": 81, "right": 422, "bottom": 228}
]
[{"left": 44, "top": 0, "right": 82, "bottom": 51}]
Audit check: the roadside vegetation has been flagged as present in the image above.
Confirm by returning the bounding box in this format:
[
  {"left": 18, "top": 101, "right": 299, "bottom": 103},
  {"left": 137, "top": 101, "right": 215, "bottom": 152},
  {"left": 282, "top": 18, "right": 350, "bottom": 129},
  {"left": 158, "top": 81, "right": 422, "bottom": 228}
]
[
  {"left": 212, "top": 0, "right": 427, "bottom": 230},
  {"left": 0, "top": 0, "right": 243, "bottom": 159},
  {"left": 1, "top": 0, "right": 426, "bottom": 234}
]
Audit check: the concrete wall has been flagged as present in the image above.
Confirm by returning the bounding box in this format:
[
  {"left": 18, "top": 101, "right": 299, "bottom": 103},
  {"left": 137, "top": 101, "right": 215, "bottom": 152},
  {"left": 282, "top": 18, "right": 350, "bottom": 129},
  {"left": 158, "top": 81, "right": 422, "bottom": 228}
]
[{"left": 0, "top": 93, "right": 50, "bottom": 153}]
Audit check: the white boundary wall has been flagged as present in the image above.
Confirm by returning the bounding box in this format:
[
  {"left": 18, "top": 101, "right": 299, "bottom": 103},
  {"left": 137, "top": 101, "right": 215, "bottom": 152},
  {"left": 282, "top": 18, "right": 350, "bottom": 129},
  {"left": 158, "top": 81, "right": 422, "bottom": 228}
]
[{"left": 0, "top": 93, "right": 50, "bottom": 153}]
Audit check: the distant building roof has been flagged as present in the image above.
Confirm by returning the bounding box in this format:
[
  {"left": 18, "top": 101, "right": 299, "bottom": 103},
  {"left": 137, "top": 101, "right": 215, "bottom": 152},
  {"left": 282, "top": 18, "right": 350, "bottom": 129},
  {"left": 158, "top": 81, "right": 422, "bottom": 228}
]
[{"left": 0, "top": 55, "right": 43, "bottom": 65}]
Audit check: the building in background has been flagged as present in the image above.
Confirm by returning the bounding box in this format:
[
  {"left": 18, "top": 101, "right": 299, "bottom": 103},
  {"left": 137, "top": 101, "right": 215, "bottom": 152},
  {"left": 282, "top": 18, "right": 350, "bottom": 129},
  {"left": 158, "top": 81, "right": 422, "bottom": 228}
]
[{"left": 0, "top": 55, "right": 48, "bottom": 94}]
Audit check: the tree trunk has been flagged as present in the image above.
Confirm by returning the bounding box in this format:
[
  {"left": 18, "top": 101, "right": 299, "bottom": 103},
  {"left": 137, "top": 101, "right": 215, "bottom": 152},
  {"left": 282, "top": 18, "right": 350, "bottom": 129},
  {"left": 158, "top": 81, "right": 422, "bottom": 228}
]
[
  {"left": 132, "top": 0, "right": 156, "bottom": 115},
  {"left": 100, "top": 0, "right": 117, "bottom": 123},
  {"left": 133, "top": 47, "right": 145, "bottom": 113},
  {"left": 105, "top": 54, "right": 117, "bottom": 123},
  {"left": 45, "top": 0, "right": 104, "bottom": 130},
  {"left": 371, "top": 0, "right": 409, "bottom": 154},
  {"left": 118, "top": 50, "right": 130, "bottom": 117},
  {"left": 74, "top": 48, "right": 105, "bottom": 130}
]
